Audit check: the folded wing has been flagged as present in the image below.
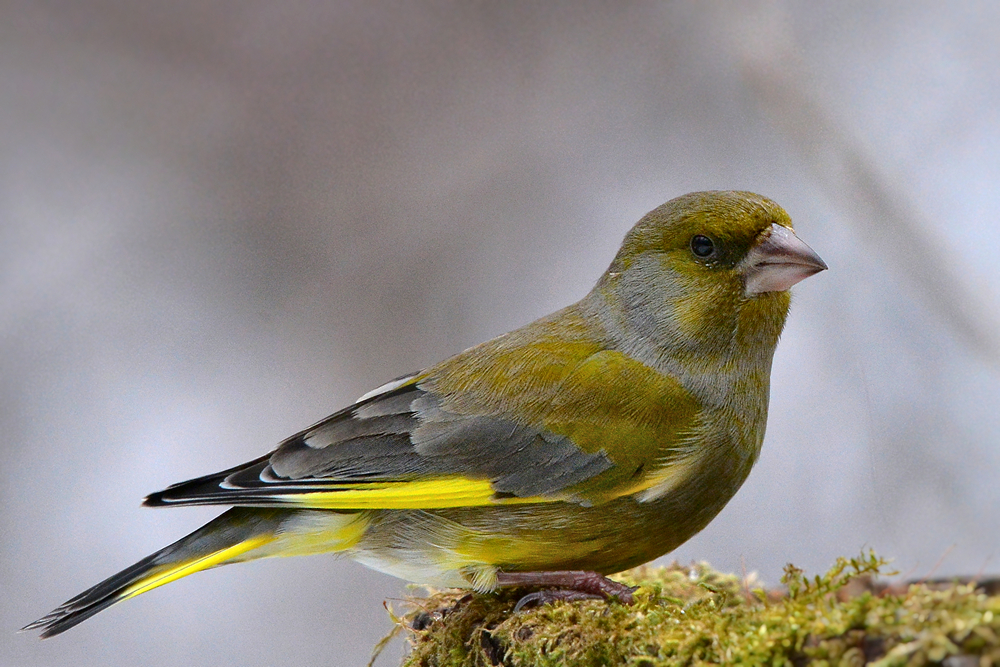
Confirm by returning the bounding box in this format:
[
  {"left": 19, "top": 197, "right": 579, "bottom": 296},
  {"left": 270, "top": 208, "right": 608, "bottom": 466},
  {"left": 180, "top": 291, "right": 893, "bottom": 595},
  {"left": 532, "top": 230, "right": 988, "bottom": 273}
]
[
  {"left": 146, "top": 308, "right": 704, "bottom": 511},
  {"left": 145, "top": 378, "right": 616, "bottom": 510}
]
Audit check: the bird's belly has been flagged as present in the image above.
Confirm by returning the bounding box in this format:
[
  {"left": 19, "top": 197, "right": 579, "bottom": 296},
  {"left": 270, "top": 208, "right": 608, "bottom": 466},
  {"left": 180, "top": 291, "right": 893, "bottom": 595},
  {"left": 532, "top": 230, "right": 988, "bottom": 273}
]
[{"left": 347, "top": 481, "right": 740, "bottom": 589}]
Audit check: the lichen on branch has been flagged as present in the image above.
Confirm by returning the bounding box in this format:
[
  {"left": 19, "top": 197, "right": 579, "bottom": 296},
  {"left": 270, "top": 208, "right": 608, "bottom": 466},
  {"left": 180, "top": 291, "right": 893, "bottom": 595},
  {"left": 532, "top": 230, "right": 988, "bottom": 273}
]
[{"left": 377, "top": 552, "right": 1000, "bottom": 666}]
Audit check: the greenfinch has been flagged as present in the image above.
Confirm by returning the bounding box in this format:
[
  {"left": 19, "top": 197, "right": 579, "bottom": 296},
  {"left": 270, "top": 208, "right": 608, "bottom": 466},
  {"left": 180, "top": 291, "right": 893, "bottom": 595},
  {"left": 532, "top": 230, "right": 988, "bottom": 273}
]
[{"left": 26, "top": 190, "right": 826, "bottom": 636}]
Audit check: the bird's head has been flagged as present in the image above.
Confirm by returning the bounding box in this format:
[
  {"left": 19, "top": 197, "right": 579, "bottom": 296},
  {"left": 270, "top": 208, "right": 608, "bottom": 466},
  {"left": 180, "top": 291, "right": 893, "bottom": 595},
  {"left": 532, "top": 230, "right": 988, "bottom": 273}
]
[{"left": 597, "top": 190, "right": 826, "bottom": 362}]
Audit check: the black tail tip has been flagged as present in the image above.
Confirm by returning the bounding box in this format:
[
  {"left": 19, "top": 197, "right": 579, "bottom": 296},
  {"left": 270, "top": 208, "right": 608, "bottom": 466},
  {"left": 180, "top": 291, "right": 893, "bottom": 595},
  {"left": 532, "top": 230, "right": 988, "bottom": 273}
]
[
  {"left": 22, "top": 593, "right": 124, "bottom": 638},
  {"left": 22, "top": 614, "right": 70, "bottom": 639}
]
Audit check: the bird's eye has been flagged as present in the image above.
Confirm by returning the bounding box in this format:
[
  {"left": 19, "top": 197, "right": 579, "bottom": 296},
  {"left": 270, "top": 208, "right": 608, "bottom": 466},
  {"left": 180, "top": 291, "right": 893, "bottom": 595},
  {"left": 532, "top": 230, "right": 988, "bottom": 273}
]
[{"left": 690, "top": 235, "right": 715, "bottom": 258}]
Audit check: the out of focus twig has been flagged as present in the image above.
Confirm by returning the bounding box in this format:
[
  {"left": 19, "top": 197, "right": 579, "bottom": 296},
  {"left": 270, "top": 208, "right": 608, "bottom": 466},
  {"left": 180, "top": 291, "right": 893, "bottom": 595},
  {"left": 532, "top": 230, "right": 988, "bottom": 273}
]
[{"left": 738, "top": 10, "right": 1000, "bottom": 367}]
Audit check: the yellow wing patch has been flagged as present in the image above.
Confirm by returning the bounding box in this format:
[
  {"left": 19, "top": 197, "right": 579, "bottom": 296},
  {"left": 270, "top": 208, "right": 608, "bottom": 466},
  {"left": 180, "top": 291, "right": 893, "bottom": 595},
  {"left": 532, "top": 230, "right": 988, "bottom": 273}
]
[
  {"left": 631, "top": 457, "right": 697, "bottom": 502},
  {"left": 284, "top": 476, "right": 551, "bottom": 510}
]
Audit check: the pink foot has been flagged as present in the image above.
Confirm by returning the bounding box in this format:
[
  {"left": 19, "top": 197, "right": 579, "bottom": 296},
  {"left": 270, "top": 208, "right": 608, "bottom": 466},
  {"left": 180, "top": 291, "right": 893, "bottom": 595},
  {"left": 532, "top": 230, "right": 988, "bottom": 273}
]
[{"left": 494, "top": 570, "right": 636, "bottom": 611}]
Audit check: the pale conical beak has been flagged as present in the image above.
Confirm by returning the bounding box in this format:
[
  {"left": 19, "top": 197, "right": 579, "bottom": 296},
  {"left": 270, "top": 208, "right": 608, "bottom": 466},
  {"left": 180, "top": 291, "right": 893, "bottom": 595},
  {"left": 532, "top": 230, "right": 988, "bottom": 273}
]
[{"left": 740, "top": 224, "right": 828, "bottom": 295}]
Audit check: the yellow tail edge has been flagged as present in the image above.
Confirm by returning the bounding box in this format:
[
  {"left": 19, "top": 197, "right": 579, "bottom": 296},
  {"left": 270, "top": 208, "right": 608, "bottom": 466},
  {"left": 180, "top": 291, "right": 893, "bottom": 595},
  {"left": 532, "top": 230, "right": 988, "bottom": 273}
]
[{"left": 121, "top": 534, "right": 275, "bottom": 600}]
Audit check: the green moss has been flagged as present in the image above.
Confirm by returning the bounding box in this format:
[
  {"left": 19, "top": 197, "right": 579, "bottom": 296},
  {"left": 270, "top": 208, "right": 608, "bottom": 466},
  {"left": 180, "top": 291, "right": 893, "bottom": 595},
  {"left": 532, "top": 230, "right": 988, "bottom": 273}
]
[{"left": 380, "top": 553, "right": 1000, "bottom": 666}]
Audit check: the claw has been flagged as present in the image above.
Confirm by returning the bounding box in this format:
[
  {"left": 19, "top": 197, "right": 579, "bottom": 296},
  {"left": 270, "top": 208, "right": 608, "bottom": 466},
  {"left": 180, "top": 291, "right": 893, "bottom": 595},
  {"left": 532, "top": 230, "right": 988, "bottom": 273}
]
[
  {"left": 513, "top": 589, "right": 603, "bottom": 612},
  {"left": 495, "top": 570, "right": 636, "bottom": 611}
]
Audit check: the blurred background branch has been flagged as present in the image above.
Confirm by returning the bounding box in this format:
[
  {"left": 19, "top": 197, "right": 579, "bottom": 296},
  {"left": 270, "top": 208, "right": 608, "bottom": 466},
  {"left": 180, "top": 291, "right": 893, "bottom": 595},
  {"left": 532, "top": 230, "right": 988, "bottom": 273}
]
[{"left": 738, "top": 9, "right": 1000, "bottom": 366}]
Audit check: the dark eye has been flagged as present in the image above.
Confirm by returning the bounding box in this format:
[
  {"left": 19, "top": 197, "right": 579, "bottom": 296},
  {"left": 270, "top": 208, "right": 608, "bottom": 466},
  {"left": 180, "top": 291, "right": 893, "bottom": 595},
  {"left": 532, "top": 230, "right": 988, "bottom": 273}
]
[{"left": 690, "top": 235, "right": 715, "bottom": 258}]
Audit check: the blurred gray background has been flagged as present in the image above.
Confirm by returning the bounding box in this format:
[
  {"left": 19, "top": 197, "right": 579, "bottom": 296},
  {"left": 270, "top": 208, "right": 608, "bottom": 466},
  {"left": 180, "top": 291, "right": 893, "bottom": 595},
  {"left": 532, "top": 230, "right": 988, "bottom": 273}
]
[{"left": 3, "top": 2, "right": 999, "bottom": 666}]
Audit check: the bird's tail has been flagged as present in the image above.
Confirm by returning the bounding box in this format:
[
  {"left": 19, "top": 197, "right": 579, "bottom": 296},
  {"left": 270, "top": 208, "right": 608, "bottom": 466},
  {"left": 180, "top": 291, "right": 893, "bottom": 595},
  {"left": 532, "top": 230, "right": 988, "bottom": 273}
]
[{"left": 23, "top": 508, "right": 290, "bottom": 638}]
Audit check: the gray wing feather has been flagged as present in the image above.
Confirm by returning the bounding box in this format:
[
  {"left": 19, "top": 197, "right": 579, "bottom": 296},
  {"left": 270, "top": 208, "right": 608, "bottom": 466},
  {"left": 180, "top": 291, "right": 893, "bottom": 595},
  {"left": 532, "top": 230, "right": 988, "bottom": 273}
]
[{"left": 148, "top": 381, "right": 612, "bottom": 506}]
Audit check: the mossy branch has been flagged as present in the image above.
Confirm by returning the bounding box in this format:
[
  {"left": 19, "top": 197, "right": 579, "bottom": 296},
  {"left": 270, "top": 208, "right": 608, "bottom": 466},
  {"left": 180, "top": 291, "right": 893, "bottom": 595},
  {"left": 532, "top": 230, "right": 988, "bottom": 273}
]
[{"left": 376, "top": 552, "right": 1000, "bottom": 666}]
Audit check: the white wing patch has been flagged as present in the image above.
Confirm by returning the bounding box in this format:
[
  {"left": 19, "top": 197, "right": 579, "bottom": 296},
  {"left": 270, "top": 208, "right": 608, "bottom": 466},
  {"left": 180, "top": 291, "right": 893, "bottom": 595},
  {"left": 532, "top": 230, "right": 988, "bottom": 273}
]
[{"left": 355, "top": 373, "right": 419, "bottom": 403}]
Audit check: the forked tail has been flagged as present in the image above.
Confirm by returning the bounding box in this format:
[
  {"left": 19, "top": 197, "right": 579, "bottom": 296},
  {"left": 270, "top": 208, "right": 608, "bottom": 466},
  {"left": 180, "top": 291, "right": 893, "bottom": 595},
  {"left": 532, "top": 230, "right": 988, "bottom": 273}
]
[{"left": 23, "top": 508, "right": 283, "bottom": 638}]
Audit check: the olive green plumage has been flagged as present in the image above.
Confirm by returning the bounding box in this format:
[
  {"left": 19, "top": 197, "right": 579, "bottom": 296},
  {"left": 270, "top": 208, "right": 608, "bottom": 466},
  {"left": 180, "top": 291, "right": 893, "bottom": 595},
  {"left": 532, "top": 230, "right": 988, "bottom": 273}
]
[{"left": 25, "top": 190, "right": 826, "bottom": 637}]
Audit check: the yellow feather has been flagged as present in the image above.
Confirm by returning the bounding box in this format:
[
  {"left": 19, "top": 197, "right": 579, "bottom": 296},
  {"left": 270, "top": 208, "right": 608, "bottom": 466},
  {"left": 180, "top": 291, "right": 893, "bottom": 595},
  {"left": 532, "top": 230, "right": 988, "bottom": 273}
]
[
  {"left": 121, "top": 534, "right": 275, "bottom": 600},
  {"left": 285, "top": 476, "right": 549, "bottom": 509}
]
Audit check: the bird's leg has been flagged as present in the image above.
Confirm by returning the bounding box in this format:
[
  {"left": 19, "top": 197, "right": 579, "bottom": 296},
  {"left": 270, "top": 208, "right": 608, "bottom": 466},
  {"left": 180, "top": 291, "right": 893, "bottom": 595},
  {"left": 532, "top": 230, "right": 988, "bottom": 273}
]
[{"left": 494, "top": 570, "right": 637, "bottom": 612}]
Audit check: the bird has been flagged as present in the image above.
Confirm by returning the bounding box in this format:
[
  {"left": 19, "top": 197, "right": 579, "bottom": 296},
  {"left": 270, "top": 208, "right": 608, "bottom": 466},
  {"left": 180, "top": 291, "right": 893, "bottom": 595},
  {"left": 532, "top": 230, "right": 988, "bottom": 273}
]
[{"left": 25, "top": 190, "right": 826, "bottom": 637}]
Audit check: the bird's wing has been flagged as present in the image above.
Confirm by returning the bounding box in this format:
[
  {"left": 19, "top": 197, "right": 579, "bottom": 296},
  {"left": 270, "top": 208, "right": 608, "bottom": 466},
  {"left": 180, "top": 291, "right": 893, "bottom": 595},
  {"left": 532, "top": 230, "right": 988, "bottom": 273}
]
[{"left": 146, "top": 313, "right": 703, "bottom": 510}]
